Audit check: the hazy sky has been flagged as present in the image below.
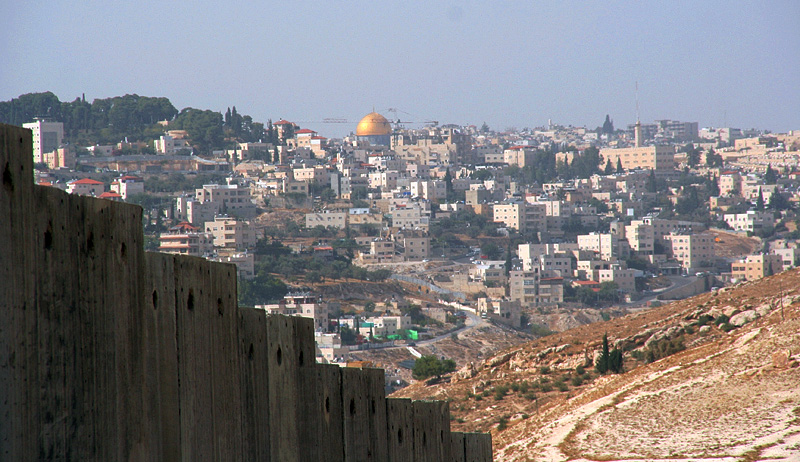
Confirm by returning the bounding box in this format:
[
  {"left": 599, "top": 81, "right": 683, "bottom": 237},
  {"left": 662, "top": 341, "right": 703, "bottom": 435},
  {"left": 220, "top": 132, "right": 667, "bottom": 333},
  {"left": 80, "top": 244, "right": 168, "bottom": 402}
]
[{"left": 3, "top": 1, "right": 799, "bottom": 138}]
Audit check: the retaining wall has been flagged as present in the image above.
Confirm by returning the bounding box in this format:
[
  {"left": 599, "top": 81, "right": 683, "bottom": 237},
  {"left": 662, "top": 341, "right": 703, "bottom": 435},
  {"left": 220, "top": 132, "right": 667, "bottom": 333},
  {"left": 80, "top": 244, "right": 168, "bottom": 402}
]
[{"left": 0, "top": 124, "right": 492, "bottom": 461}]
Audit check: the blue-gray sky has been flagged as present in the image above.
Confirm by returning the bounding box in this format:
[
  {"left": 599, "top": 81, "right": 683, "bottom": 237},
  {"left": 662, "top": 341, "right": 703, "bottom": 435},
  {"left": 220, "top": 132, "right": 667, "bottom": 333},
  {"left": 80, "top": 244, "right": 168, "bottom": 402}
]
[{"left": 3, "top": 1, "right": 799, "bottom": 138}]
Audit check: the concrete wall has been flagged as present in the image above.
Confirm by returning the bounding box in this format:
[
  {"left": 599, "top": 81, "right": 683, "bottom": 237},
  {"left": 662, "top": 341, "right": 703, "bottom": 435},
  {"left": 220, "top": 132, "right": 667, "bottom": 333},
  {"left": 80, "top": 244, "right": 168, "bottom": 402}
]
[{"left": 0, "top": 123, "right": 492, "bottom": 461}]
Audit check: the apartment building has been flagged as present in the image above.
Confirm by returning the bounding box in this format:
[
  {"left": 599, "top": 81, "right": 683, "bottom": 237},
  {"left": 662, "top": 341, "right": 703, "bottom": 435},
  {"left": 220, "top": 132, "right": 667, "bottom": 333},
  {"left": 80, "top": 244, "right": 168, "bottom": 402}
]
[
  {"left": 391, "top": 202, "right": 430, "bottom": 229},
  {"left": 732, "top": 254, "right": 783, "bottom": 282},
  {"left": 477, "top": 298, "right": 522, "bottom": 328},
  {"left": 24, "top": 120, "right": 63, "bottom": 164},
  {"left": 208, "top": 252, "right": 255, "bottom": 280},
  {"left": 723, "top": 211, "right": 774, "bottom": 233},
  {"left": 158, "top": 222, "right": 214, "bottom": 257},
  {"left": 195, "top": 184, "right": 256, "bottom": 219},
  {"left": 109, "top": 175, "right": 144, "bottom": 200},
  {"left": 577, "top": 232, "right": 629, "bottom": 261},
  {"left": 599, "top": 145, "right": 675, "bottom": 171},
  {"left": 664, "top": 233, "right": 715, "bottom": 271},
  {"left": 401, "top": 235, "right": 431, "bottom": 261},
  {"left": 257, "top": 293, "right": 329, "bottom": 331},
  {"left": 493, "top": 203, "right": 524, "bottom": 230},
  {"left": 204, "top": 216, "right": 256, "bottom": 249},
  {"left": 305, "top": 211, "right": 348, "bottom": 229},
  {"left": 509, "top": 269, "right": 541, "bottom": 307},
  {"left": 624, "top": 222, "right": 655, "bottom": 255}
]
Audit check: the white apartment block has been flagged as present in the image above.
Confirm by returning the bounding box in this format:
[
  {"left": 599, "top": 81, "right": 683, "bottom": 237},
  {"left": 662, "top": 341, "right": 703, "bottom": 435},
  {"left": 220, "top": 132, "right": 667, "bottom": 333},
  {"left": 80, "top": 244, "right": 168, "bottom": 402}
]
[
  {"left": 723, "top": 211, "right": 774, "bottom": 233},
  {"left": 257, "top": 293, "right": 328, "bottom": 331},
  {"left": 305, "top": 211, "right": 347, "bottom": 229},
  {"left": 208, "top": 252, "right": 255, "bottom": 280},
  {"left": 154, "top": 134, "right": 191, "bottom": 154},
  {"left": 624, "top": 222, "right": 655, "bottom": 255},
  {"left": 577, "top": 233, "right": 629, "bottom": 261},
  {"left": 23, "top": 120, "right": 63, "bottom": 164},
  {"left": 109, "top": 175, "right": 144, "bottom": 200}
]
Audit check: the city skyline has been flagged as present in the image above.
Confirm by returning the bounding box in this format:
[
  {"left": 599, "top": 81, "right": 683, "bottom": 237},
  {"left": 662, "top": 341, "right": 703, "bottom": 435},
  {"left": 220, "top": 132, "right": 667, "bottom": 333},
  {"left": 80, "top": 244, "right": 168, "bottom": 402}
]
[{"left": 3, "top": 1, "right": 799, "bottom": 137}]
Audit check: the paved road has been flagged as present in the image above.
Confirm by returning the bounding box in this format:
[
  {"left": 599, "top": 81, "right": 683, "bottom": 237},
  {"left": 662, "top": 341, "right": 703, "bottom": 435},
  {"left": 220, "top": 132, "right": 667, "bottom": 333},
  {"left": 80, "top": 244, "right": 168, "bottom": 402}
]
[
  {"left": 628, "top": 275, "right": 699, "bottom": 309},
  {"left": 418, "top": 311, "right": 484, "bottom": 345}
]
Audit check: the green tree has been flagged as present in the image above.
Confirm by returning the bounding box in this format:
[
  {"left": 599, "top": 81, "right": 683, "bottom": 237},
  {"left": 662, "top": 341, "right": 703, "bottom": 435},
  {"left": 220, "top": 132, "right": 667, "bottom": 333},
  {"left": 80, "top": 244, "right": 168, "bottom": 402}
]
[
  {"left": 602, "top": 114, "right": 614, "bottom": 135},
  {"left": 756, "top": 188, "right": 765, "bottom": 210},
  {"left": 604, "top": 158, "right": 614, "bottom": 175},
  {"left": 646, "top": 169, "right": 658, "bottom": 193},
  {"left": 481, "top": 242, "right": 502, "bottom": 260},
  {"left": 616, "top": 157, "right": 624, "bottom": 173},
  {"left": 764, "top": 164, "right": 777, "bottom": 183},
  {"left": 596, "top": 333, "right": 610, "bottom": 374},
  {"left": 412, "top": 355, "right": 456, "bottom": 380}
]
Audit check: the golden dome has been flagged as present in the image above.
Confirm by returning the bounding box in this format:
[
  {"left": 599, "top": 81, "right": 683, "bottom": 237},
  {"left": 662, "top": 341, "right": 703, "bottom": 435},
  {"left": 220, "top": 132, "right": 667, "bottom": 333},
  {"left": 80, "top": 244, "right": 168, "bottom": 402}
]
[{"left": 356, "top": 112, "right": 392, "bottom": 136}]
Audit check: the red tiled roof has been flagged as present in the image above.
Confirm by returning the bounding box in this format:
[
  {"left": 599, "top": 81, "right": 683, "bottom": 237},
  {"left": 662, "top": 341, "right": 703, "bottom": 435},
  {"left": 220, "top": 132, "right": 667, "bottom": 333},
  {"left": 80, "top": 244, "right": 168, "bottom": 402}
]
[
  {"left": 273, "top": 119, "right": 293, "bottom": 125},
  {"left": 295, "top": 129, "right": 316, "bottom": 134},
  {"left": 574, "top": 280, "right": 600, "bottom": 286},
  {"left": 70, "top": 178, "right": 104, "bottom": 185},
  {"left": 98, "top": 191, "right": 122, "bottom": 198}
]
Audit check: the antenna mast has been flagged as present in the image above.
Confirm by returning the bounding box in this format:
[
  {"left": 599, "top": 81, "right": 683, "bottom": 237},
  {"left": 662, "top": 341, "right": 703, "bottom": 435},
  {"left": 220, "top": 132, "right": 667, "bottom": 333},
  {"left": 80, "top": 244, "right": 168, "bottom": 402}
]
[{"left": 635, "top": 81, "right": 640, "bottom": 123}]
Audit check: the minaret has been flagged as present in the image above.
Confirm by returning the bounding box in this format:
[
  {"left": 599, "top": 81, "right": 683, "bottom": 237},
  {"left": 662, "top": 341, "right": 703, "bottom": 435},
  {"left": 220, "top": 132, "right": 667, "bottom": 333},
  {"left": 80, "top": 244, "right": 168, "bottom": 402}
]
[
  {"left": 634, "top": 120, "right": 643, "bottom": 148},
  {"left": 634, "top": 81, "right": 643, "bottom": 147}
]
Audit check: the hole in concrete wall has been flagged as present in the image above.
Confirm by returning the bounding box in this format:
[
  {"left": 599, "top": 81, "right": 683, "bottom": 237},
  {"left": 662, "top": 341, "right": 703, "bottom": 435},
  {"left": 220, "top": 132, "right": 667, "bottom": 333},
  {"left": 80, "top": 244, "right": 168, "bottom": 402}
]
[
  {"left": 422, "top": 431, "right": 427, "bottom": 447},
  {"left": 120, "top": 242, "right": 127, "bottom": 261},
  {"left": 217, "top": 298, "right": 223, "bottom": 316},
  {"left": 349, "top": 398, "right": 355, "bottom": 416},
  {"left": 87, "top": 232, "right": 94, "bottom": 253},
  {"left": 44, "top": 225, "right": 53, "bottom": 250},
  {"left": 2, "top": 162, "right": 13, "bottom": 193},
  {"left": 371, "top": 399, "right": 376, "bottom": 414},
  {"left": 325, "top": 396, "right": 330, "bottom": 414},
  {"left": 441, "top": 430, "right": 444, "bottom": 442},
  {"left": 397, "top": 428, "right": 403, "bottom": 444},
  {"left": 298, "top": 350, "right": 304, "bottom": 366},
  {"left": 152, "top": 290, "right": 158, "bottom": 310},
  {"left": 248, "top": 344, "right": 254, "bottom": 360},
  {"left": 187, "top": 290, "right": 195, "bottom": 311},
  {"left": 276, "top": 346, "right": 282, "bottom": 365}
]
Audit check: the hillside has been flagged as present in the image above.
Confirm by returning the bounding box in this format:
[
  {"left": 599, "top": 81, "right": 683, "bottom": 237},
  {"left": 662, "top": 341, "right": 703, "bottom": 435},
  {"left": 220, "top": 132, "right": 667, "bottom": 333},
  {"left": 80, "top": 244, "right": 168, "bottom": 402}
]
[{"left": 393, "top": 268, "right": 800, "bottom": 461}]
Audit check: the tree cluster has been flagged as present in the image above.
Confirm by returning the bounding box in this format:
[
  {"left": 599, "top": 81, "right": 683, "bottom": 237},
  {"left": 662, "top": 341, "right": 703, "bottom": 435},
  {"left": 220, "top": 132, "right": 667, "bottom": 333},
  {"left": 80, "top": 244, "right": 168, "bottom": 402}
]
[
  {"left": 412, "top": 355, "right": 456, "bottom": 380},
  {"left": 595, "top": 334, "right": 623, "bottom": 374}
]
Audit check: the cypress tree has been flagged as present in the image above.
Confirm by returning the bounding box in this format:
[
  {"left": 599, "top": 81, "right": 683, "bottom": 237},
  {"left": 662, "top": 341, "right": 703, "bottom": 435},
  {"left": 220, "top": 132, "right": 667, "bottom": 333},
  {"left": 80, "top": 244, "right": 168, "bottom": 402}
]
[
  {"left": 596, "top": 333, "right": 610, "bottom": 374},
  {"left": 616, "top": 157, "right": 624, "bottom": 174}
]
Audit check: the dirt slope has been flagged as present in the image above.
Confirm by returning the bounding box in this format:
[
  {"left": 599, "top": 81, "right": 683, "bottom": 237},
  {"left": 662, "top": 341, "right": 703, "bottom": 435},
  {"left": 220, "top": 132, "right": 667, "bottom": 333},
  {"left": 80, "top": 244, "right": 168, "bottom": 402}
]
[{"left": 392, "top": 269, "right": 800, "bottom": 461}]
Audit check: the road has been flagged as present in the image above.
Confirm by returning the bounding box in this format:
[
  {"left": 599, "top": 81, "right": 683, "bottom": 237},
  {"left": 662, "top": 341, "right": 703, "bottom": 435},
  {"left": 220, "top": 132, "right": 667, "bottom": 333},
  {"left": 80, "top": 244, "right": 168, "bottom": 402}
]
[{"left": 628, "top": 275, "right": 699, "bottom": 309}]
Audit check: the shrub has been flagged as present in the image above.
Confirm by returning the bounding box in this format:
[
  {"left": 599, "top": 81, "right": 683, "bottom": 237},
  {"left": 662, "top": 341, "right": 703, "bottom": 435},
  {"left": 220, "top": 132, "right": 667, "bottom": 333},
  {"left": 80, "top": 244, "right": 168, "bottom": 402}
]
[
  {"left": 575, "top": 365, "right": 585, "bottom": 376},
  {"left": 540, "top": 382, "right": 553, "bottom": 393},
  {"left": 720, "top": 322, "right": 736, "bottom": 332},
  {"left": 556, "top": 381, "right": 569, "bottom": 392},
  {"left": 519, "top": 381, "right": 530, "bottom": 393},
  {"left": 497, "top": 417, "right": 508, "bottom": 431},
  {"left": 524, "top": 392, "right": 537, "bottom": 401},
  {"left": 696, "top": 314, "right": 713, "bottom": 326},
  {"left": 539, "top": 366, "right": 551, "bottom": 375},
  {"left": 714, "top": 314, "right": 730, "bottom": 326},
  {"left": 571, "top": 375, "right": 584, "bottom": 387},
  {"left": 494, "top": 385, "right": 509, "bottom": 400},
  {"left": 510, "top": 382, "right": 520, "bottom": 392},
  {"left": 645, "top": 336, "right": 685, "bottom": 363}
]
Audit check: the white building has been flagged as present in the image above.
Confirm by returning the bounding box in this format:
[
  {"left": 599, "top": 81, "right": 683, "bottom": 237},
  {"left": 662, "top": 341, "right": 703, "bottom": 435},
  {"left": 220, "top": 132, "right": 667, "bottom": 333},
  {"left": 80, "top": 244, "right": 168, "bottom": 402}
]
[{"left": 23, "top": 120, "right": 64, "bottom": 164}]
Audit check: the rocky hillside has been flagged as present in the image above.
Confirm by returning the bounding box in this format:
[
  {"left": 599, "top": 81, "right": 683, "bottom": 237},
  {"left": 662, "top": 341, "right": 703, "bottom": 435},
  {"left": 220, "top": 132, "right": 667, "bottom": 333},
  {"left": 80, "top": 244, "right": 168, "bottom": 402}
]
[{"left": 392, "top": 268, "right": 800, "bottom": 461}]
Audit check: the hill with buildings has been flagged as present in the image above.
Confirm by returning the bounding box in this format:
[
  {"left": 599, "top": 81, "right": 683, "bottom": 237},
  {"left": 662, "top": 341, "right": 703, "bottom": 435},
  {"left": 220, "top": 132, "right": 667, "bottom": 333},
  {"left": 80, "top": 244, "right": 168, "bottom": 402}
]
[{"left": 393, "top": 267, "right": 800, "bottom": 461}]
